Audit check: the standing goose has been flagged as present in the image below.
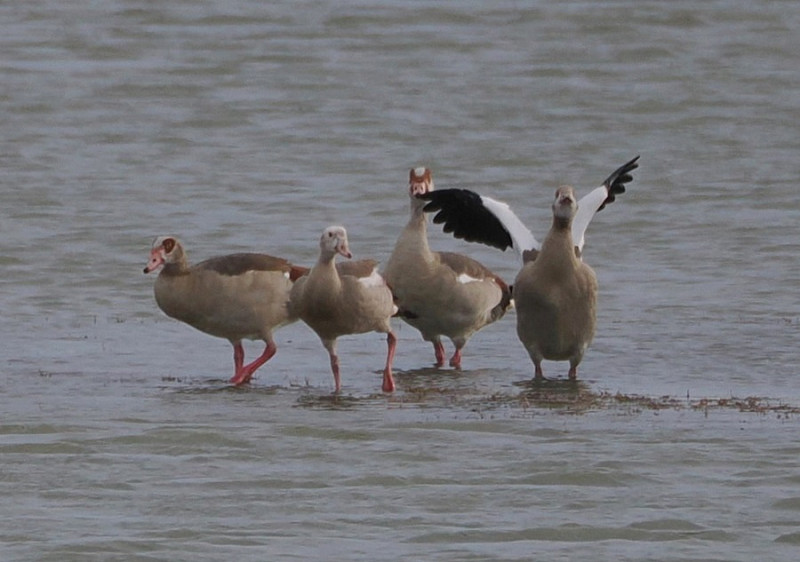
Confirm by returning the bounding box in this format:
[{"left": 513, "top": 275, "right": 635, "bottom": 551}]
[
  {"left": 144, "top": 236, "right": 307, "bottom": 385},
  {"left": 419, "top": 156, "right": 639, "bottom": 379},
  {"left": 289, "top": 226, "right": 397, "bottom": 393},
  {"left": 383, "top": 168, "right": 512, "bottom": 370}
]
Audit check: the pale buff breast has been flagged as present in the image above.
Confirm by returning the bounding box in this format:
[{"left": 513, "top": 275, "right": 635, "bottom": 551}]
[
  {"left": 514, "top": 257, "right": 598, "bottom": 360},
  {"left": 155, "top": 267, "right": 294, "bottom": 341}
]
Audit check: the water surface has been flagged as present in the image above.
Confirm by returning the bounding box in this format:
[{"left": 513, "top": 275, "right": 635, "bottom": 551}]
[{"left": 2, "top": 1, "right": 799, "bottom": 560}]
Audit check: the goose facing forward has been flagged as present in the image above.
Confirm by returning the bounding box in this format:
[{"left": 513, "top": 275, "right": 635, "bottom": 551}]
[
  {"left": 383, "top": 167, "right": 512, "bottom": 370},
  {"left": 289, "top": 226, "right": 397, "bottom": 393},
  {"left": 144, "top": 236, "right": 305, "bottom": 385},
  {"left": 419, "top": 156, "right": 639, "bottom": 379}
]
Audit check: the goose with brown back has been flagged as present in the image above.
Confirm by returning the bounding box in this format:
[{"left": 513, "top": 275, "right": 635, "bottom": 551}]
[
  {"left": 383, "top": 168, "right": 512, "bottom": 370},
  {"left": 289, "top": 226, "right": 397, "bottom": 393},
  {"left": 144, "top": 236, "right": 306, "bottom": 385},
  {"left": 418, "top": 156, "right": 639, "bottom": 379}
]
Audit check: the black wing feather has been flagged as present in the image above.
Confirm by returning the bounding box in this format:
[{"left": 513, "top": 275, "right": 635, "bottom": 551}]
[
  {"left": 598, "top": 155, "right": 639, "bottom": 212},
  {"left": 418, "top": 189, "right": 513, "bottom": 251}
]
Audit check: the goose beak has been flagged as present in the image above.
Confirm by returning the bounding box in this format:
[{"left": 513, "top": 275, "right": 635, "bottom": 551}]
[
  {"left": 337, "top": 240, "right": 352, "bottom": 259},
  {"left": 410, "top": 181, "right": 428, "bottom": 196},
  {"left": 409, "top": 167, "right": 432, "bottom": 196},
  {"left": 143, "top": 249, "right": 165, "bottom": 273}
]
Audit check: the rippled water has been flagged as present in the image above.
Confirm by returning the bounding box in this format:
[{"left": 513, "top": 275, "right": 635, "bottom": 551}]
[{"left": 2, "top": 1, "right": 800, "bottom": 560}]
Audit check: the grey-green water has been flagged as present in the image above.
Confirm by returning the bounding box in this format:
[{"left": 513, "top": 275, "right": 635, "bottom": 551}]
[{"left": 2, "top": 1, "right": 799, "bottom": 560}]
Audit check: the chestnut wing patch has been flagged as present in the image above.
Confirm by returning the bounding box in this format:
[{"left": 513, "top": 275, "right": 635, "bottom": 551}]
[
  {"left": 438, "top": 252, "right": 499, "bottom": 281},
  {"left": 199, "top": 253, "right": 293, "bottom": 276}
]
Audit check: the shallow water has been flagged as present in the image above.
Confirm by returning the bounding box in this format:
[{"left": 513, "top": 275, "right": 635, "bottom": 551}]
[{"left": 2, "top": 1, "right": 800, "bottom": 560}]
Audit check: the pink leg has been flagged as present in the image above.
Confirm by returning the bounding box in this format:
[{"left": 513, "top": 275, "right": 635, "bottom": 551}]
[
  {"left": 568, "top": 365, "right": 578, "bottom": 380},
  {"left": 449, "top": 343, "right": 464, "bottom": 369},
  {"left": 432, "top": 339, "right": 445, "bottom": 368},
  {"left": 534, "top": 361, "right": 544, "bottom": 380},
  {"left": 382, "top": 331, "right": 397, "bottom": 392},
  {"left": 233, "top": 341, "right": 245, "bottom": 373},
  {"left": 329, "top": 354, "right": 341, "bottom": 393},
  {"left": 323, "top": 340, "right": 341, "bottom": 393},
  {"left": 230, "top": 340, "right": 277, "bottom": 386},
  {"left": 241, "top": 341, "right": 277, "bottom": 379}
]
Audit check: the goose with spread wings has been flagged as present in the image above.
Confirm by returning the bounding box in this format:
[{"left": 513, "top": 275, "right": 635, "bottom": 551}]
[
  {"left": 418, "top": 156, "right": 639, "bottom": 380},
  {"left": 382, "top": 168, "right": 512, "bottom": 370}
]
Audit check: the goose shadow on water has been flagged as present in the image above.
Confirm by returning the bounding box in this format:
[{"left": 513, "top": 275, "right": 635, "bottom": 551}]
[
  {"left": 290, "top": 367, "right": 467, "bottom": 409},
  {"left": 158, "top": 373, "right": 380, "bottom": 409},
  {"left": 513, "top": 376, "right": 590, "bottom": 393},
  {"left": 154, "top": 369, "right": 662, "bottom": 415},
  {"left": 511, "top": 377, "right": 601, "bottom": 411},
  {"left": 394, "top": 365, "right": 465, "bottom": 383},
  {"left": 294, "top": 366, "right": 506, "bottom": 410},
  {"left": 293, "top": 392, "right": 367, "bottom": 410},
  {"left": 392, "top": 365, "right": 504, "bottom": 392},
  {"left": 161, "top": 375, "right": 285, "bottom": 396},
  {"left": 159, "top": 367, "right": 397, "bottom": 407}
]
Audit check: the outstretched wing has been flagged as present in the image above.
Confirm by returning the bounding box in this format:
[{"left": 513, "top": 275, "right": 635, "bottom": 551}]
[
  {"left": 572, "top": 155, "right": 639, "bottom": 253},
  {"left": 419, "top": 189, "right": 538, "bottom": 256}
]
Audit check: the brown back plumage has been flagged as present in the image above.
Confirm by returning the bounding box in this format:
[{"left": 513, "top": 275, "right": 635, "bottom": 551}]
[{"left": 198, "top": 253, "right": 293, "bottom": 276}]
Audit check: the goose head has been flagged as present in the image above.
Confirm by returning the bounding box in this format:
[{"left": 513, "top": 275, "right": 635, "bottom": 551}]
[
  {"left": 319, "top": 226, "right": 352, "bottom": 261},
  {"left": 144, "top": 236, "right": 184, "bottom": 273},
  {"left": 409, "top": 167, "right": 434, "bottom": 212},
  {"left": 552, "top": 186, "right": 578, "bottom": 222}
]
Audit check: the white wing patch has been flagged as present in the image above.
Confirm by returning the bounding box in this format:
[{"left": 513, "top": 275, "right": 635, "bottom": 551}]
[
  {"left": 358, "top": 268, "right": 386, "bottom": 288},
  {"left": 573, "top": 185, "right": 608, "bottom": 253},
  {"left": 480, "top": 195, "right": 539, "bottom": 256},
  {"left": 456, "top": 273, "right": 482, "bottom": 284}
]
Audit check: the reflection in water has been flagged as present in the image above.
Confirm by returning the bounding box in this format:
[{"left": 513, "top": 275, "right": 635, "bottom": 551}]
[
  {"left": 294, "top": 392, "right": 367, "bottom": 410},
  {"left": 514, "top": 377, "right": 595, "bottom": 411}
]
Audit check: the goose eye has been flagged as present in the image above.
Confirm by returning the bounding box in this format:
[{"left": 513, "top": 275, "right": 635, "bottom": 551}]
[{"left": 163, "top": 238, "right": 175, "bottom": 252}]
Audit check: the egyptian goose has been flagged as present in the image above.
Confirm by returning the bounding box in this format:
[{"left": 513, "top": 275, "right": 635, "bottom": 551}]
[
  {"left": 144, "top": 236, "right": 306, "bottom": 385},
  {"left": 382, "top": 168, "right": 512, "bottom": 369},
  {"left": 419, "top": 156, "right": 639, "bottom": 379},
  {"left": 288, "top": 226, "right": 397, "bottom": 393}
]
